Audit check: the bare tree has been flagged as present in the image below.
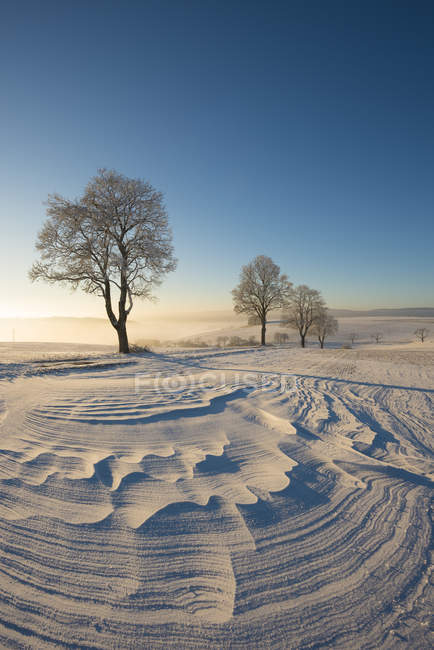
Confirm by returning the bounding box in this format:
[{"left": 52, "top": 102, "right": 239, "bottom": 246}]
[
  {"left": 29, "top": 169, "right": 176, "bottom": 353},
  {"left": 283, "top": 285, "right": 324, "bottom": 348},
  {"left": 232, "top": 255, "right": 292, "bottom": 345},
  {"left": 348, "top": 332, "right": 358, "bottom": 345},
  {"left": 216, "top": 336, "right": 229, "bottom": 347},
  {"left": 414, "top": 327, "right": 429, "bottom": 343},
  {"left": 371, "top": 332, "right": 383, "bottom": 344},
  {"left": 312, "top": 307, "right": 338, "bottom": 349}
]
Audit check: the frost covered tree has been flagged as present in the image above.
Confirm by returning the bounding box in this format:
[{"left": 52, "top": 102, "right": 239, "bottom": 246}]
[
  {"left": 312, "top": 307, "right": 338, "bottom": 349},
  {"left": 232, "top": 255, "right": 292, "bottom": 345},
  {"left": 348, "top": 332, "right": 359, "bottom": 345},
  {"left": 29, "top": 169, "right": 176, "bottom": 353},
  {"left": 283, "top": 285, "right": 324, "bottom": 348},
  {"left": 414, "top": 327, "right": 429, "bottom": 343}
]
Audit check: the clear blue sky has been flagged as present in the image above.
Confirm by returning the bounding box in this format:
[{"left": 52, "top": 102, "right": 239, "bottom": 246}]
[{"left": 1, "top": 0, "right": 433, "bottom": 317}]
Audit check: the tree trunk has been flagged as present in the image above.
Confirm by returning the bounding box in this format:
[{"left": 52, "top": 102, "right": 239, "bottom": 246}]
[
  {"left": 319, "top": 337, "right": 324, "bottom": 349},
  {"left": 117, "top": 269, "right": 131, "bottom": 354},
  {"left": 117, "top": 319, "right": 129, "bottom": 354},
  {"left": 104, "top": 277, "right": 131, "bottom": 354},
  {"left": 261, "top": 321, "right": 266, "bottom": 346},
  {"left": 300, "top": 334, "right": 305, "bottom": 348}
]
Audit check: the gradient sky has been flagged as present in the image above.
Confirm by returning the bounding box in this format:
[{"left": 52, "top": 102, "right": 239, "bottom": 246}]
[{"left": 1, "top": 0, "right": 433, "bottom": 319}]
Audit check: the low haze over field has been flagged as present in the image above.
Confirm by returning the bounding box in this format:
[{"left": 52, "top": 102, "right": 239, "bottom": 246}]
[{"left": 1, "top": 310, "right": 434, "bottom": 348}]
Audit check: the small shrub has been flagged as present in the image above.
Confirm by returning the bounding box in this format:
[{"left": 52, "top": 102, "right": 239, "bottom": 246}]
[{"left": 129, "top": 344, "right": 152, "bottom": 353}]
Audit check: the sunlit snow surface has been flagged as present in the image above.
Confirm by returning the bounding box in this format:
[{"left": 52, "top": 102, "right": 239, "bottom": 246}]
[{"left": 0, "top": 343, "right": 432, "bottom": 648}]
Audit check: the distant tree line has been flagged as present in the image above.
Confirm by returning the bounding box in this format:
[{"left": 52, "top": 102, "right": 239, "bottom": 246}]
[{"left": 344, "top": 328, "right": 430, "bottom": 346}]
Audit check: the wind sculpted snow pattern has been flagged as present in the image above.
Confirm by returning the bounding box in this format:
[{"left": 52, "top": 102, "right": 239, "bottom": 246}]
[{"left": 0, "top": 346, "right": 432, "bottom": 648}]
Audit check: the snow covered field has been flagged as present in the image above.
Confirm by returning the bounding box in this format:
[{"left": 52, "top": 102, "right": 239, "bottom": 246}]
[{"left": 0, "top": 341, "right": 432, "bottom": 648}]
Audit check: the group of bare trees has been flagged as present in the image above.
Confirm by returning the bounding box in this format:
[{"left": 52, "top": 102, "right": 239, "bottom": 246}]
[
  {"left": 232, "top": 255, "right": 338, "bottom": 347},
  {"left": 30, "top": 171, "right": 335, "bottom": 354},
  {"left": 29, "top": 170, "right": 429, "bottom": 355}
]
